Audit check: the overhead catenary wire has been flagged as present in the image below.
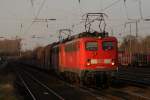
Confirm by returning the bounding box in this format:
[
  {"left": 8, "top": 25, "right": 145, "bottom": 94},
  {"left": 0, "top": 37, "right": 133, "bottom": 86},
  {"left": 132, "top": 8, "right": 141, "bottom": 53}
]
[
  {"left": 123, "top": 0, "right": 145, "bottom": 37},
  {"left": 123, "top": 0, "right": 129, "bottom": 19},
  {"left": 24, "top": 0, "right": 146, "bottom": 37},
  {"left": 138, "top": 0, "right": 143, "bottom": 19},
  {"left": 25, "top": 0, "right": 125, "bottom": 35},
  {"left": 24, "top": 0, "right": 47, "bottom": 34},
  {"left": 123, "top": 0, "right": 143, "bottom": 20},
  {"left": 100, "top": 0, "right": 122, "bottom": 11},
  {"left": 71, "top": 0, "right": 84, "bottom": 32},
  {"left": 77, "top": 0, "right": 122, "bottom": 11},
  {"left": 78, "top": 0, "right": 80, "bottom": 4},
  {"left": 30, "top": 0, "right": 34, "bottom": 7},
  {"left": 72, "top": 0, "right": 146, "bottom": 38},
  {"left": 72, "top": 0, "right": 122, "bottom": 30}
]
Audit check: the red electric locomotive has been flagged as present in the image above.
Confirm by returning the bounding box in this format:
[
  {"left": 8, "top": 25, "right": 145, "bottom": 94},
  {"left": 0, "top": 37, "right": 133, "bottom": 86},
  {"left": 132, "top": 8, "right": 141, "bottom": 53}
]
[
  {"left": 51, "top": 32, "right": 118, "bottom": 87},
  {"left": 34, "top": 13, "right": 118, "bottom": 87}
]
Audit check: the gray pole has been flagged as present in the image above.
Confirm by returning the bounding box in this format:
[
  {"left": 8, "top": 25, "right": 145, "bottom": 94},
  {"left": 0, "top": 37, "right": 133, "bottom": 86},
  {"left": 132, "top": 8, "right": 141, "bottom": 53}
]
[
  {"left": 135, "top": 21, "right": 138, "bottom": 37},
  {"left": 129, "top": 23, "right": 132, "bottom": 65}
]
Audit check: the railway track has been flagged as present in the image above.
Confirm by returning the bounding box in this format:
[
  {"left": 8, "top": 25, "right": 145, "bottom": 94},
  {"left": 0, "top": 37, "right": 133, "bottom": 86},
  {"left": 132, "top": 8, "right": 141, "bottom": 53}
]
[
  {"left": 15, "top": 62, "right": 150, "bottom": 100},
  {"left": 14, "top": 63, "right": 101, "bottom": 100},
  {"left": 15, "top": 69, "right": 65, "bottom": 100},
  {"left": 108, "top": 87, "right": 150, "bottom": 100},
  {"left": 79, "top": 84, "right": 150, "bottom": 100},
  {"left": 17, "top": 66, "right": 118, "bottom": 100},
  {"left": 116, "top": 67, "right": 150, "bottom": 86}
]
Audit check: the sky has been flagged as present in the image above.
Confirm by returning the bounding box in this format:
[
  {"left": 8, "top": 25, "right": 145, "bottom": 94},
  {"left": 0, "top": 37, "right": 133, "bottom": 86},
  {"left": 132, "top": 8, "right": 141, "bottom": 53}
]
[{"left": 0, "top": 0, "right": 150, "bottom": 50}]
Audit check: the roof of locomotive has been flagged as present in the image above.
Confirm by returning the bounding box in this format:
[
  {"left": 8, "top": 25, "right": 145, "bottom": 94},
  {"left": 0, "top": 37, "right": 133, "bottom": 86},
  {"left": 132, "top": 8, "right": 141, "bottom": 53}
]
[
  {"left": 60, "top": 31, "right": 109, "bottom": 42},
  {"left": 51, "top": 31, "right": 117, "bottom": 48},
  {"left": 61, "top": 31, "right": 118, "bottom": 43}
]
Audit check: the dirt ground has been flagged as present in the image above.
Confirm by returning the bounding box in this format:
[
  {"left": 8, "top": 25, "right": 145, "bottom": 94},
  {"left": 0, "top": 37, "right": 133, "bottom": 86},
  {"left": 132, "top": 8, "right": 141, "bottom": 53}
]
[{"left": 0, "top": 65, "right": 22, "bottom": 100}]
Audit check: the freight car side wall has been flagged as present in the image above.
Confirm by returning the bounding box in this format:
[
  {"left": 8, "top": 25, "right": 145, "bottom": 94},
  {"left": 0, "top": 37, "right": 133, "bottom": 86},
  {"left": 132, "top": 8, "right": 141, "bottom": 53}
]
[
  {"left": 36, "top": 47, "right": 45, "bottom": 69},
  {"left": 59, "top": 44, "right": 65, "bottom": 72},
  {"left": 44, "top": 45, "right": 51, "bottom": 70},
  {"left": 59, "top": 40, "right": 82, "bottom": 73},
  {"left": 51, "top": 45, "right": 59, "bottom": 71},
  {"left": 119, "top": 52, "right": 150, "bottom": 67}
]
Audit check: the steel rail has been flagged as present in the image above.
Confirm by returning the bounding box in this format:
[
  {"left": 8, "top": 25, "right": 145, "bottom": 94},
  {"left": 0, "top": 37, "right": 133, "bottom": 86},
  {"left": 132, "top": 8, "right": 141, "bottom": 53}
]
[
  {"left": 16, "top": 72, "right": 37, "bottom": 100},
  {"left": 19, "top": 65, "right": 106, "bottom": 100},
  {"left": 109, "top": 87, "right": 150, "bottom": 100},
  {"left": 22, "top": 70, "right": 65, "bottom": 100}
]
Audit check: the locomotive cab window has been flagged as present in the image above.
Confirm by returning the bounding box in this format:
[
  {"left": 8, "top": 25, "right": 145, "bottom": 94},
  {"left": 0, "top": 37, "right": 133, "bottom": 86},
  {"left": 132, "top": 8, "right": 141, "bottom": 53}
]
[
  {"left": 86, "top": 42, "right": 98, "bottom": 51},
  {"left": 102, "top": 41, "right": 114, "bottom": 50}
]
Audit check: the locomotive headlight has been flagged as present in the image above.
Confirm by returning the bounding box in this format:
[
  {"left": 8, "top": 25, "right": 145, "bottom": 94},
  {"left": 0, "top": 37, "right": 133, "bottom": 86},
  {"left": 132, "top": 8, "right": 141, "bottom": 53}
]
[
  {"left": 111, "top": 62, "right": 115, "bottom": 66},
  {"left": 86, "top": 59, "right": 91, "bottom": 66},
  {"left": 111, "top": 59, "right": 115, "bottom": 66},
  {"left": 87, "top": 62, "right": 91, "bottom": 66}
]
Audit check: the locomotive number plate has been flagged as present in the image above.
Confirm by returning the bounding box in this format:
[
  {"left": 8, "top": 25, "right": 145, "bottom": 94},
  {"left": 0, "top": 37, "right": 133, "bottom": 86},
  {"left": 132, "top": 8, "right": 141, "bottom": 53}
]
[
  {"left": 91, "top": 59, "right": 98, "bottom": 64},
  {"left": 104, "top": 59, "right": 111, "bottom": 64}
]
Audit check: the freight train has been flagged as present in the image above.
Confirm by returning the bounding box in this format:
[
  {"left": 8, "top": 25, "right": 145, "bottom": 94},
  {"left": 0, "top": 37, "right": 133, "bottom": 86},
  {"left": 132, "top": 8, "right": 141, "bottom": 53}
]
[
  {"left": 33, "top": 32, "right": 118, "bottom": 87},
  {"left": 118, "top": 51, "right": 150, "bottom": 67}
]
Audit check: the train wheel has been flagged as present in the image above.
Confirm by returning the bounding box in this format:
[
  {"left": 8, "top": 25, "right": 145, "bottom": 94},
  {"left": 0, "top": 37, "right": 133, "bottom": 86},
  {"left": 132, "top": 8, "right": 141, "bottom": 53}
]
[
  {"left": 63, "top": 72, "right": 67, "bottom": 81},
  {"left": 101, "top": 75, "right": 110, "bottom": 89},
  {"left": 70, "top": 73, "right": 75, "bottom": 83},
  {"left": 65, "top": 72, "right": 70, "bottom": 83},
  {"left": 74, "top": 75, "right": 80, "bottom": 86},
  {"left": 60, "top": 72, "right": 65, "bottom": 80},
  {"left": 82, "top": 75, "right": 90, "bottom": 86},
  {"left": 68, "top": 72, "right": 73, "bottom": 83},
  {"left": 100, "top": 83, "right": 109, "bottom": 89},
  {"left": 96, "top": 73, "right": 109, "bottom": 88}
]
